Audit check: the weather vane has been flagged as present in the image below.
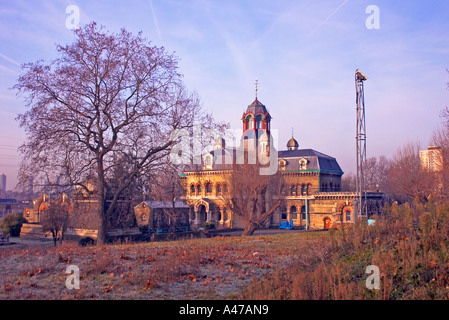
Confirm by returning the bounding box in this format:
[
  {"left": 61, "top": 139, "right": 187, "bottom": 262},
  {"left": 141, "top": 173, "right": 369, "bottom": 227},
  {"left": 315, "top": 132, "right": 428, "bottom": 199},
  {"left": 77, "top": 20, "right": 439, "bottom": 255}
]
[{"left": 255, "top": 79, "right": 259, "bottom": 99}]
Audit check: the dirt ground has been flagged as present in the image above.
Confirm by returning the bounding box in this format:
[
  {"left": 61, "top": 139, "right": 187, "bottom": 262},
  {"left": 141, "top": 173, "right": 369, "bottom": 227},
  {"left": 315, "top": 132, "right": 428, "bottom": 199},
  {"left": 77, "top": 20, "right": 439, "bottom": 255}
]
[{"left": 1, "top": 237, "right": 54, "bottom": 247}]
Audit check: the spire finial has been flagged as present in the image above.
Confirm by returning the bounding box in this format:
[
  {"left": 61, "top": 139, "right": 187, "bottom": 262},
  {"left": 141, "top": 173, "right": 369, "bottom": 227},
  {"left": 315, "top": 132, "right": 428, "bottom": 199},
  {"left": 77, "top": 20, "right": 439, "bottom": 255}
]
[
  {"left": 255, "top": 78, "right": 258, "bottom": 100},
  {"left": 292, "top": 127, "right": 294, "bottom": 138}
]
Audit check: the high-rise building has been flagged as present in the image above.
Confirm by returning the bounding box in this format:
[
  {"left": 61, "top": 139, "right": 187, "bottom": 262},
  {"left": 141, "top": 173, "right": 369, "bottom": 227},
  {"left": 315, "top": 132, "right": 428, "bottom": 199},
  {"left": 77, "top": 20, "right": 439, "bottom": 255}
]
[
  {"left": 420, "top": 146, "right": 443, "bottom": 172},
  {"left": 1, "top": 174, "right": 6, "bottom": 195}
]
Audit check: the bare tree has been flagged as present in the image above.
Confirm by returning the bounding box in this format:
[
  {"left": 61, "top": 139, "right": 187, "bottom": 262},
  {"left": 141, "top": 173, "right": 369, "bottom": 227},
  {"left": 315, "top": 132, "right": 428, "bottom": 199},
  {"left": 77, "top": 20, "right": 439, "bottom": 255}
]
[
  {"left": 14, "top": 22, "right": 216, "bottom": 244},
  {"left": 220, "top": 162, "right": 283, "bottom": 236},
  {"left": 40, "top": 194, "right": 72, "bottom": 246},
  {"left": 341, "top": 172, "right": 356, "bottom": 192},
  {"left": 148, "top": 161, "right": 187, "bottom": 233},
  {"left": 365, "top": 156, "right": 390, "bottom": 192},
  {"left": 342, "top": 156, "right": 390, "bottom": 193},
  {"left": 428, "top": 107, "right": 449, "bottom": 200},
  {"left": 386, "top": 142, "right": 436, "bottom": 203}
]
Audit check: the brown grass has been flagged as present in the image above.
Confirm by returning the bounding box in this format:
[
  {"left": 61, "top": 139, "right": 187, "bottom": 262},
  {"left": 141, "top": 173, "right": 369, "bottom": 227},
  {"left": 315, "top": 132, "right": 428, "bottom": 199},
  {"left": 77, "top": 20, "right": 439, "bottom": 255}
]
[
  {"left": 0, "top": 233, "right": 314, "bottom": 299},
  {"left": 241, "top": 198, "right": 449, "bottom": 300},
  {"left": 2, "top": 198, "right": 449, "bottom": 300}
]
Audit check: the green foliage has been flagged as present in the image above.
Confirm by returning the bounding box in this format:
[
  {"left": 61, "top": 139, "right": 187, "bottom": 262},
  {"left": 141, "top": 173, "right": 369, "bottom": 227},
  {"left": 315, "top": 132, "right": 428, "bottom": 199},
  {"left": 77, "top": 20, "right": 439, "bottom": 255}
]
[{"left": 1, "top": 213, "right": 27, "bottom": 237}]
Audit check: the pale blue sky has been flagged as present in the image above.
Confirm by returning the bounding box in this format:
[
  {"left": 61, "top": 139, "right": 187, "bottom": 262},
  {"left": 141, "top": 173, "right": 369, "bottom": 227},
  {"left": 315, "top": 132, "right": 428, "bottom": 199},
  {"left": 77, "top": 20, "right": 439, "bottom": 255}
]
[{"left": 1, "top": 0, "right": 448, "bottom": 189}]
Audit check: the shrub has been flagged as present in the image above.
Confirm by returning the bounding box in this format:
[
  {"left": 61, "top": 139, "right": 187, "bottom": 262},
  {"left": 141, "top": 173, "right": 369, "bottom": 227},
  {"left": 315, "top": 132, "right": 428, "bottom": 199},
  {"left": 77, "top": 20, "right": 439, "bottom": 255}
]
[
  {"left": 79, "top": 237, "right": 96, "bottom": 247},
  {"left": 241, "top": 199, "right": 449, "bottom": 300},
  {"left": 1, "top": 213, "right": 27, "bottom": 237},
  {"left": 202, "top": 222, "right": 215, "bottom": 230}
]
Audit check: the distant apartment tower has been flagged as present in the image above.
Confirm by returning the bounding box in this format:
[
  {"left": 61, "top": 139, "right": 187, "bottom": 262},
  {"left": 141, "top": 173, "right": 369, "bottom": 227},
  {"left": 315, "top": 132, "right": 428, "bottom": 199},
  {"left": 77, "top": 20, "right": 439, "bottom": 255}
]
[
  {"left": 1, "top": 174, "right": 5, "bottom": 195},
  {"left": 420, "top": 146, "right": 443, "bottom": 172}
]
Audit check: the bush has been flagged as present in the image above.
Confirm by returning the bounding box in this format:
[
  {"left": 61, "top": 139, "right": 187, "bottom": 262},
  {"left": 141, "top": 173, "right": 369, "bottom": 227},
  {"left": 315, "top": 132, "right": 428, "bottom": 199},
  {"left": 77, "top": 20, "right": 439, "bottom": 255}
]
[
  {"left": 1, "top": 213, "right": 27, "bottom": 237},
  {"left": 202, "top": 222, "right": 215, "bottom": 230},
  {"left": 79, "top": 236, "right": 96, "bottom": 247},
  {"left": 242, "top": 200, "right": 449, "bottom": 300}
]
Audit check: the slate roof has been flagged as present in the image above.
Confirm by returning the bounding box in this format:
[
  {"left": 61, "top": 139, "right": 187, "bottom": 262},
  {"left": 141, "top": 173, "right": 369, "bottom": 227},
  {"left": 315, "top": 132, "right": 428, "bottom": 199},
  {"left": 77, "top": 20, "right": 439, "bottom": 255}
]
[
  {"left": 184, "top": 147, "right": 342, "bottom": 175},
  {"left": 246, "top": 99, "right": 269, "bottom": 115},
  {"left": 278, "top": 149, "right": 343, "bottom": 174}
]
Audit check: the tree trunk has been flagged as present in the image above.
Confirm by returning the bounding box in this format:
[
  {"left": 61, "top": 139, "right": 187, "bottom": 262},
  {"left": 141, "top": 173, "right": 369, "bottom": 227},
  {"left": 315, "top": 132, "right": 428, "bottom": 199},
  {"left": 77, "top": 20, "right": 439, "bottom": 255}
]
[
  {"left": 96, "top": 159, "right": 107, "bottom": 245},
  {"left": 242, "top": 223, "right": 258, "bottom": 237},
  {"left": 96, "top": 194, "right": 107, "bottom": 245},
  {"left": 52, "top": 230, "right": 57, "bottom": 247},
  {"left": 241, "top": 199, "right": 281, "bottom": 237}
]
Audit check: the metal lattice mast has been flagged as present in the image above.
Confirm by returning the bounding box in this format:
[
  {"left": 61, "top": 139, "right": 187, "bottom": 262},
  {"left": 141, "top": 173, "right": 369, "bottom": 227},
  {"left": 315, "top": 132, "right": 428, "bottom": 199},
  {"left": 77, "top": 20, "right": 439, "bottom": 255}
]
[{"left": 355, "top": 69, "right": 368, "bottom": 218}]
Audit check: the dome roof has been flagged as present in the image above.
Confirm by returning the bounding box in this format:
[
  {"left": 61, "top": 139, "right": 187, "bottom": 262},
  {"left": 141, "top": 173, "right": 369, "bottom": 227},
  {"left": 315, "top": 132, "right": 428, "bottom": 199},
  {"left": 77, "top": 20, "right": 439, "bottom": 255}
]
[{"left": 287, "top": 137, "right": 299, "bottom": 150}]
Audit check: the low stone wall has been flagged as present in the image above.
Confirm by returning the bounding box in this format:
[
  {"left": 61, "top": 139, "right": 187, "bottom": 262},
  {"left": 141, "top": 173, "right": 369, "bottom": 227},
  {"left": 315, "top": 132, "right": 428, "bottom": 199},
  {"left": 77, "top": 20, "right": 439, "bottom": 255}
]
[
  {"left": 65, "top": 227, "right": 98, "bottom": 240},
  {"left": 20, "top": 223, "right": 49, "bottom": 239}
]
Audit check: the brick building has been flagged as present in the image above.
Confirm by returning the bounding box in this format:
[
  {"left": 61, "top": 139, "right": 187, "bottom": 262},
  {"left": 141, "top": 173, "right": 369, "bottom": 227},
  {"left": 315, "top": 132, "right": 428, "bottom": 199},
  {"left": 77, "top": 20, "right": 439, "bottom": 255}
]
[{"left": 182, "top": 96, "right": 384, "bottom": 230}]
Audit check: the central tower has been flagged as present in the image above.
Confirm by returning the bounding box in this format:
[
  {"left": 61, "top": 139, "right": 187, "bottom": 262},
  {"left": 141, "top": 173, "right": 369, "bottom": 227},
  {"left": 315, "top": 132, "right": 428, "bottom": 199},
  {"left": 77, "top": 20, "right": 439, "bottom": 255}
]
[{"left": 241, "top": 80, "right": 272, "bottom": 155}]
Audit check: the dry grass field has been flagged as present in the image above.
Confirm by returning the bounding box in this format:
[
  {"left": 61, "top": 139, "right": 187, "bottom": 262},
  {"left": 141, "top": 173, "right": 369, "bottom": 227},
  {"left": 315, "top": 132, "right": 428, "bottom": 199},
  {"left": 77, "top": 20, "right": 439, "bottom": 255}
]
[
  {"left": 1, "top": 199, "right": 449, "bottom": 300},
  {"left": 0, "top": 231, "right": 325, "bottom": 300}
]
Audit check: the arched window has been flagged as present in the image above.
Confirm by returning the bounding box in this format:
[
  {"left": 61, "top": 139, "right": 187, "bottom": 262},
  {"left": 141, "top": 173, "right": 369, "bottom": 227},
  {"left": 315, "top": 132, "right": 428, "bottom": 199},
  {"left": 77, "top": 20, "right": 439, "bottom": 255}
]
[
  {"left": 281, "top": 206, "right": 287, "bottom": 220},
  {"left": 300, "top": 206, "right": 306, "bottom": 220},
  {"left": 301, "top": 184, "right": 307, "bottom": 195},
  {"left": 222, "top": 208, "right": 228, "bottom": 221},
  {"left": 291, "top": 185, "right": 297, "bottom": 196},
  {"left": 216, "top": 184, "right": 221, "bottom": 195},
  {"left": 299, "top": 158, "right": 308, "bottom": 170},
  {"left": 204, "top": 155, "right": 213, "bottom": 169},
  {"left": 279, "top": 159, "right": 287, "bottom": 171},
  {"left": 345, "top": 209, "right": 351, "bottom": 222},
  {"left": 255, "top": 115, "right": 262, "bottom": 129},
  {"left": 190, "top": 184, "right": 195, "bottom": 195},
  {"left": 247, "top": 115, "right": 254, "bottom": 130},
  {"left": 196, "top": 184, "right": 202, "bottom": 194},
  {"left": 290, "top": 206, "right": 297, "bottom": 220},
  {"left": 223, "top": 184, "right": 228, "bottom": 194},
  {"left": 205, "top": 182, "right": 212, "bottom": 194}
]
